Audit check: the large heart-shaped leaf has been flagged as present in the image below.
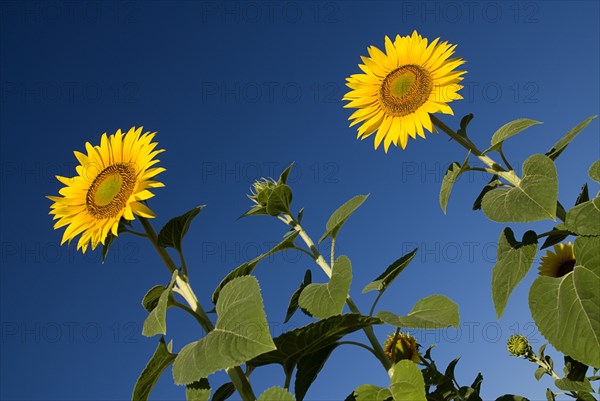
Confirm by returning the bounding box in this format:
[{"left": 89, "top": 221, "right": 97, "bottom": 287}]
[
  {"left": 529, "top": 236, "right": 600, "bottom": 368},
  {"left": 563, "top": 197, "right": 600, "bottom": 236},
  {"left": 132, "top": 337, "right": 177, "bottom": 401},
  {"left": 319, "top": 195, "right": 368, "bottom": 243},
  {"left": 589, "top": 159, "right": 600, "bottom": 183},
  {"left": 172, "top": 276, "right": 276, "bottom": 384},
  {"left": 299, "top": 256, "right": 352, "bottom": 319},
  {"left": 492, "top": 228, "right": 538, "bottom": 318},
  {"left": 354, "top": 361, "right": 426, "bottom": 401},
  {"left": 377, "top": 295, "right": 459, "bottom": 329},
  {"left": 482, "top": 154, "right": 558, "bottom": 222}
]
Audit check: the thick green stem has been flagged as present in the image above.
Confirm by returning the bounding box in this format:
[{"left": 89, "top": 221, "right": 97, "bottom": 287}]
[
  {"left": 279, "top": 215, "right": 392, "bottom": 371},
  {"left": 138, "top": 217, "right": 257, "bottom": 401}
]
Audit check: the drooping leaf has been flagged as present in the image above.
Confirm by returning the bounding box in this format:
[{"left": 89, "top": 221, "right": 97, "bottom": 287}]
[
  {"left": 142, "top": 285, "right": 167, "bottom": 312},
  {"left": 158, "top": 206, "right": 205, "bottom": 252},
  {"left": 285, "top": 269, "right": 312, "bottom": 323},
  {"left": 173, "top": 276, "right": 276, "bottom": 384},
  {"left": 486, "top": 118, "right": 542, "bottom": 153},
  {"left": 457, "top": 113, "right": 474, "bottom": 137},
  {"left": 529, "top": 236, "right": 600, "bottom": 368},
  {"left": 142, "top": 271, "right": 178, "bottom": 337},
  {"left": 545, "top": 116, "right": 597, "bottom": 160},
  {"left": 212, "top": 232, "right": 299, "bottom": 304},
  {"left": 589, "top": 159, "right": 600, "bottom": 183},
  {"left": 554, "top": 378, "right": 594, "bottom": 392},
  {"left": 295, "top": 344, "right": 338, "bottom": 401},
  {"left": 563, "top": 197, "right": 600, "bottom": 236},
  {"left": 377, "top": 295, "right": 459, "bottom": 329},
  {"left": 495, "top": 395, "right": 530, "bottom": 401},
  {"left": 492, "top": 228, "right": 538, "bottom": 318},
  {"left": 186, "top": 379, "right": 211, "bottom": 401},
  {"left": 257, "top": 387, "right": 295, "bottom": 401},
  {"left": 354, "top": 385, "right": 392, "bottom": 401},
  {"left": 132, "top": 337, "right": 177, "bottom": 401},
  {"left": 362, "top": 248, "right": 417, "bottom": 294},
  {"left": 481, "top": 154, "right": 558, "bottom": 222},
  {"left": 211, "top": 383, "right": 235, "bottom": 401},
  {"left": 249, "top": 314, "right": 381, "bottom": 371},
  {"left": 440, "top": 152, "right": 471, "bottom": 214},
  {"left": 319, "top": 195, "right": 368, "bottom": 243},
  {"left": 299, "top": 255, "right": 353, "bottom": 319},
  {"left": 473, "top": 175, "right": 501, "bottom": 211}
]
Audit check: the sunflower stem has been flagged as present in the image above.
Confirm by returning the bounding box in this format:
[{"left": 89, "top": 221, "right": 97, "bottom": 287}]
[
  {"left": 138, "top": 217, "right": 258, "bottom": 401},
  {"left": 279, "top": 214, "right": 392, "bottom": 371}
]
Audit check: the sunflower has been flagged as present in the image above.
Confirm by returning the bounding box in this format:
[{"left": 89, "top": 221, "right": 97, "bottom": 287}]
[
  {"left": 383, "top": 331, "right": 420, "bottom": 364},
  {"left": 343, "top": 31, "right": 466, "bottom": 151},
  {"left": 538, "top": 242, "right": 576, "bottom": 278},
  {"left": 48, "top": 127, "right": 165, "bottom": 253}
]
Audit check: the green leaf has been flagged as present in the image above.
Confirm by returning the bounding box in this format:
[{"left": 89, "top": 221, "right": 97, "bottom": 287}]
[
  {"left": 249, "top": 314, "right": 381, "bottom": 371},
  {"left": 142, "top": 271, "right": 178, "bottom": 337},
  {"left": 457, "top": 113, "right": 474, "bottom": 137},
  {"left": 563, "top": 355, "right": 588, "bottom": 381},
  {"left": 211, "top": 383, "right": 235, "bottom": 401},
  {"left": 173, "top": 276, "right": 276, "bottom": 384},
  {"left": 534, "top": 367, "right": 546, "bottom": 381},
  {"left": 563, "top": 197, "right": 600, "bottom": 236},
  {"left": 285, "top": 269, "right": 312, "bottom": 323},
  {"left": 482, "top": 154, "right": 558, "bottom": 222},
  {"left": 362, "top": 249, "right": 417, "bottom": 294},
  {"left": 440, "top": 152, "right": 471, "bottom": 214},
  {"left": 158, "top": 206, "right": 205, "bottom": 252},
  {"left": 132, "top": 337, "right": 177, "bottom": 401},
  {"left": 546, "top": 388, "right": 555, "bottom": 401},
  {"left": 257, "top": 387, "right": 295, "bottom": 401},
  {"left": 377, "top": 295, "right": 460, "bottom": 329},
  {"left": 492, "top": 228, "right": 538, "bottom": 318},
  {"left": 278, "top": 163, "right": 295, "bottom": 185},
  {"left": 319, "top": 195, "right": 368, "bottom": 243},
  {"left": 540, "top": 229, "right": 569, "bottom": 250},
  {"left": 546, "top": 116, "right": 597, "bottom": 160},
  {"left": 495, "top": 395, "right": 530, "bottom": 401},
  {"left": 354, "top": 361, "right": 426, "bottom": 401},
  {"left": 187, "top": 379, "right": 211, "bottom": 401},
  {"left": 554, "top": 378, "right": 594, "bottom": 392},
  {"left": 266, "top": 184, "right": 293, "bottom": 216},
  {"left": 295, "top": 344, "right": 338, "bottom": 401},
  {"left": 575, "top": 184, "right": 590, "bottom": 206},
  {"left": 212, "top": 232, "right": 299, "bottom": 304},
  {"left": 389, "top": 361, "right": 427, "bottom": 401},
  {"left": 142, "top": 285, "right": 167, "bottom": 313},
  {"left": 354, "top": 385, "right": 392, "bottom": 401},
  {"left": 473, "top": 175, "right": 501, "bottom": 211},
  {"left": 529, "top": 236, "right": 600, "bottom": 368},
  {"left": 589, "top": 159, "right": 600, "bottom": 183},
  {"left": 486, "top": 118, "right": 542, "bottom": 153},
  {"left": 299, "top": 255, "right": 353, "bottom": 319}
]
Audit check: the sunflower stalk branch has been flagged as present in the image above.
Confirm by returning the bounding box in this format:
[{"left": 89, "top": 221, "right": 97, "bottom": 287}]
[
  {"left": 279, "top": 213, "right": 392, "bottom": 371},
  {"left": 138, "top": 217, "right": 258, "bottom": 401}
]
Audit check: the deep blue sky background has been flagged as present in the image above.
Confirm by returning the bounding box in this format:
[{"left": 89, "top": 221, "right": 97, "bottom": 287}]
[{"left": 1, "top": 1, "right": 599, "bottom": 400}]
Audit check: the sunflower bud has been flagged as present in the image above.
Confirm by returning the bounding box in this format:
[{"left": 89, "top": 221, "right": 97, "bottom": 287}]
[
  {"left": 383, "top": 332, "right": 420, "bottom": 364},
  {"left": 249, "top": 178, "right": 278, "bottom": 208},
  {"left": 506, "top": 334, "right": 532, "bottom": 358}
]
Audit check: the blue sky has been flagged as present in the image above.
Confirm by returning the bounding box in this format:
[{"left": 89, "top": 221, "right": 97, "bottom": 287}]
[{"left": 1, "top": 1, "right": 599, "bottom": 400}]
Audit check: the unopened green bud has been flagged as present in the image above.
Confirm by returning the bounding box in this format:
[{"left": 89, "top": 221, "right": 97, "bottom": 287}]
[
  {"left": 383, "top": 332, "right": 420, "bottom": 364},
  {"left": 506, "top": 334, "right": 532, "bottom": 357},
  {"left": 249, "top": 178, "right": 278, "bottom": 207}
]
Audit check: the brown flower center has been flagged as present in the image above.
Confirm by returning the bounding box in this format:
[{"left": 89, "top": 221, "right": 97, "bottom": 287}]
[
  {"left": 556, "top": 260, "right": 576, "bottom": 277},
  {"left": 86, "top": 163, "right": 137, "bottom": 219},
  {"left": 379, "top": 64, "right": 433, "bottom": 117}
]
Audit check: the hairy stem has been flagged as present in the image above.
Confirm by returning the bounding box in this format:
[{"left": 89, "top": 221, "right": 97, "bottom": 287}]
[
  {"left": 138, "top": 217, "right": 257, "bottom": 401},
  {"left": 279, "top": 214, "right": 392, "bottom": 371}
]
